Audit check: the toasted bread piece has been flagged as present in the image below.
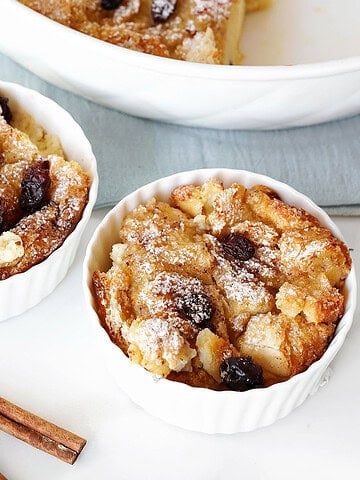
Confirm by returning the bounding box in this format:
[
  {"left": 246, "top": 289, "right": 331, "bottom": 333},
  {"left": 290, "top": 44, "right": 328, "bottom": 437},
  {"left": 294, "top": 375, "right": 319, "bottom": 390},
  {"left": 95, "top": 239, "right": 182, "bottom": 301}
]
[
  {"left": 0, "top": 116, "right": 39, "bottom": 164},
  {"left": 208, "top": 235, "right": 276, "bottom": 317},
  {"left": 246, "top": 185, "right": 320, "bottom": 231},
  {"left": 119, "top": 198, "right": 214, "bottom": 282},
  {"left": 276, "top": 278, "right": 345, "bottom": 325},
  {"left": 278, "top": 226, "right": 351, "bottom": 287},
  {"left": 237, "top": 312, "right": 335, "bottom": 378},
  {"left": 128, "top": 317, "right": 197, "bottom": 376},
  {"left": 171, "top": 179, "right": 250, "bottom": 234},
  {"left": 196, "top": 328, "right": 237, "bottom": 382}
]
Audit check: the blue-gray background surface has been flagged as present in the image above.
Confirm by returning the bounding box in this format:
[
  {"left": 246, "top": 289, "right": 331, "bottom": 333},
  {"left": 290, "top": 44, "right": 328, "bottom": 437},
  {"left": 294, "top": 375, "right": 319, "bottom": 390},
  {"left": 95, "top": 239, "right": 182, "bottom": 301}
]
[{"left": 1, "top": 53, "right": 359, "bottom": 215}]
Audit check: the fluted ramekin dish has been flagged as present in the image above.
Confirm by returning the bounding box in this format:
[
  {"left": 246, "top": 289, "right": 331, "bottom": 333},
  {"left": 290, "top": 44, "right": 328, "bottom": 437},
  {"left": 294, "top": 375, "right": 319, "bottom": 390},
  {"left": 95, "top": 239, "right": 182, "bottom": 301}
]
[
  {"left": 1, "top": 1, "right": 360, "bottom": 129},
  {"left": 83, "top": 169, "right": 356, "bottom": 433},
  {"left": 0, "top": 80, "right": 98, "bottom": 321}
]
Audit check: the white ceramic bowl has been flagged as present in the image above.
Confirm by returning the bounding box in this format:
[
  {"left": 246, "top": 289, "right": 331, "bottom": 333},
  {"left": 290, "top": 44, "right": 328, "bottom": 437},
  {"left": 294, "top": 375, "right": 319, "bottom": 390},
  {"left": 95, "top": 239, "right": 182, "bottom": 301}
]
[
  {"left": 83, "top": 169, "right": 356, "bottom": 434},
  {"left": 1, "top": 1, "right": 360, "bottom": 130},
  {"left": 0, "top": 80, "right": 98, "bottom": 321}
]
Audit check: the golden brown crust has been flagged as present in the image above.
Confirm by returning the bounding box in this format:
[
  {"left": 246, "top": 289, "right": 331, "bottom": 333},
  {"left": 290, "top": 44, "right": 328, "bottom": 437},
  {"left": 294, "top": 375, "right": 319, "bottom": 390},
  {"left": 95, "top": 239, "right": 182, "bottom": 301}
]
[
  {"left": 92, "top": 270, "right": 110, "bottom": 327},
  {"left": 246, "top": 185, "right": 321, "bottom": 231},
  {"left": 278, "top": 227, "right": 352, "bottom": 287},
  {"left": 20, "top": 0, "right": 248, "bottom": 64},
  {"left": 92, "top": 270, "right": 131, "bottom": 353},
  {"left": 237, "top": 312, "right": 335, "bottom": 378},
  {"left": 168, "top": 361, "right": 225, "bottom": 390},
  {"left": 93, "top": 179, "right": 351, "bottom": 390},
  {"left": 276, "top": 280, "right": 345, "bottom": 325}
]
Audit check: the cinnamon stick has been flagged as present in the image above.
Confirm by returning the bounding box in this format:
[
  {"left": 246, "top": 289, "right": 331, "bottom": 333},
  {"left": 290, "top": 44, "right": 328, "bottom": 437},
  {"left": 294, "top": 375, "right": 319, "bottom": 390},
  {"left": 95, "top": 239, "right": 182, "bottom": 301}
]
[
  {"left": 0, "top": 397, "right": 86, "bottom": 464},
  {"left": 0, "top": 473, "right": 8, "bottom": 480}
]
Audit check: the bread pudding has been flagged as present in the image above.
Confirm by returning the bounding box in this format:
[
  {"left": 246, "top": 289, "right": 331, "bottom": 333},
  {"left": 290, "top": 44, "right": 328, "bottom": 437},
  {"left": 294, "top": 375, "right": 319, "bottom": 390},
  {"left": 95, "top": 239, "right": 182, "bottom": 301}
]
[
  {"left": 0, "top": 95, "right": 90, "bottom": 280},
  {"left": 92, "top": 179, "right": 351, "bottom": 391},
  {"left": 19, "top": 0, "right": 270, "bottom": 65}
]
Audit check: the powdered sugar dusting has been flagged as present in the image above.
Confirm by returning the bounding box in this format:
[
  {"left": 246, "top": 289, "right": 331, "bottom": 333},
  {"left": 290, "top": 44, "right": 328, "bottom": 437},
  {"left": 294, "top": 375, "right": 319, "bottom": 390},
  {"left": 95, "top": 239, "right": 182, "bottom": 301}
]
[
  {"left": 152, "top": 271, "right": 203, "bottom": 296},
  {"left": 20, "top": 0, "right": 237, "bottom": 63},
  {"left": 194, "top": 0, "right": 233, "bottom": 22},
  {"left": 152, "top": 0, "right": 177, "bottom": 23},
  {"left": 128, "top": 317, "right": 196, "bottom": 372},
  {"left": 288, "top": 240, "right": 326, "bottom": 262},
  {"left": 94, "top": 179, "right": 351, "bottom": 387},
  {"left": 0, "top": 101, "right": 89, "bottom": 279},
  {"left": 113, "top": 0, "right": 140, "bottom": 22},
  {"left": 137, "top": 272, "right": 206, "bottom": 337}
]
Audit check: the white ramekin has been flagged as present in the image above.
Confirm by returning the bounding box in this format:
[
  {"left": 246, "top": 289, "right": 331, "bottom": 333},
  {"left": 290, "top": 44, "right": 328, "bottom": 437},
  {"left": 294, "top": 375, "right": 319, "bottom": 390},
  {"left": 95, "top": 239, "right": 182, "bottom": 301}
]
[
  {"left": 0, "top": 80, "right": 98, "bottom": 321},
  {"left": 83, "top": 169, "right": 356, "bottom": 433}
]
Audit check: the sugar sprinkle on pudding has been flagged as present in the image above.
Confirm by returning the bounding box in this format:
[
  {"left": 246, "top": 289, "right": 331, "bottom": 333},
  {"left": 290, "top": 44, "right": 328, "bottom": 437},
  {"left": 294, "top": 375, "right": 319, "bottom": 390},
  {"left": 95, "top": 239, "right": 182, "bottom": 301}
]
[
  {"left": 19, "top": 0, "right": 270, "bottom": 65},
  {"left": 92, "top": 178, "right": 351, "bottom": 391},
  {"left": 0, "top": 93, "right": 90, "bottom": 280}
]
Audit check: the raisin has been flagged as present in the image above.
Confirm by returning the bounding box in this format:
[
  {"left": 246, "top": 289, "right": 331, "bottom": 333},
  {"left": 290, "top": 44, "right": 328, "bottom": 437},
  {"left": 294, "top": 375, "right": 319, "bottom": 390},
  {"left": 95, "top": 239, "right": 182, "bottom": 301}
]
[
  {"left": 175, "top": 292, "right": 212, "bottom": 328},
  {"left": 220, "top": 233, "right": 255, "bottom": 262},
  {"left": 101, "top": 0, "right": 122, "bottom": 10},
  {"left": 20, "top": 160, "right": 51, "bottom": 213},
  {"left": 0, "top": 97, "right": 12, "bottom": 124},
  {"left": 151, "top": 0, "right": 177, "bottom": 23},
  {"left": 0, "top": 197, "right": 6, "bottom": 233},
  {"left": 220, "top": 357, "right": 264, "bottom": 391}
]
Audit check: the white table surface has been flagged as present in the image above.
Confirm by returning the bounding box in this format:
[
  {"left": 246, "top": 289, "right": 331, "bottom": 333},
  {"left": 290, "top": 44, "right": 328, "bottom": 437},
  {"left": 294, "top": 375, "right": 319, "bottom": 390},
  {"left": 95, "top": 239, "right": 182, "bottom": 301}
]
[{"left": 0, "top": 210, "right": 359, "bottom": 480}]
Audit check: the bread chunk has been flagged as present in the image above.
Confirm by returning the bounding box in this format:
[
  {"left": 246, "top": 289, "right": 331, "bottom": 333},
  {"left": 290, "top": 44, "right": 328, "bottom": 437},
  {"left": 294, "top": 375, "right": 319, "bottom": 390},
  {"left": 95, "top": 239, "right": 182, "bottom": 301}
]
[
  {"left": 237, "top": 312, "right": 335, "bottom": 378},
  {"left": 196, "top": 328, "right": 237, "bottom": 382}
]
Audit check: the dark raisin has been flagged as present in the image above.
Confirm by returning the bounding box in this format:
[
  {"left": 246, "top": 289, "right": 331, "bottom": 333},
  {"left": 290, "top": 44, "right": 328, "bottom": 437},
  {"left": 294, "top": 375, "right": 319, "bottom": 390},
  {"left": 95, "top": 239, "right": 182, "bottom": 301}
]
[
  {"left": 0, "top": 197, "right": 6, "bottom": 233},
  {"left": 220, "top": 356, "right": 264, "bottom": 391},
  {"left": 20, "top": 160, "right": 51, "bottom": 213},
  {"left": 101, "top": 0, "right": 122, "bottom": 10},
  {"left": 0, "top": 97, "right": 12, "bottom": 124},
  {"left": 151, "top": 0, "right": 177, "bottom": 23},
  {"left": 175, "top": 292, "right": 212, "bottom": 328},
  {"left": 220, "top": 233, "right": 255, "bottom": 262}
]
